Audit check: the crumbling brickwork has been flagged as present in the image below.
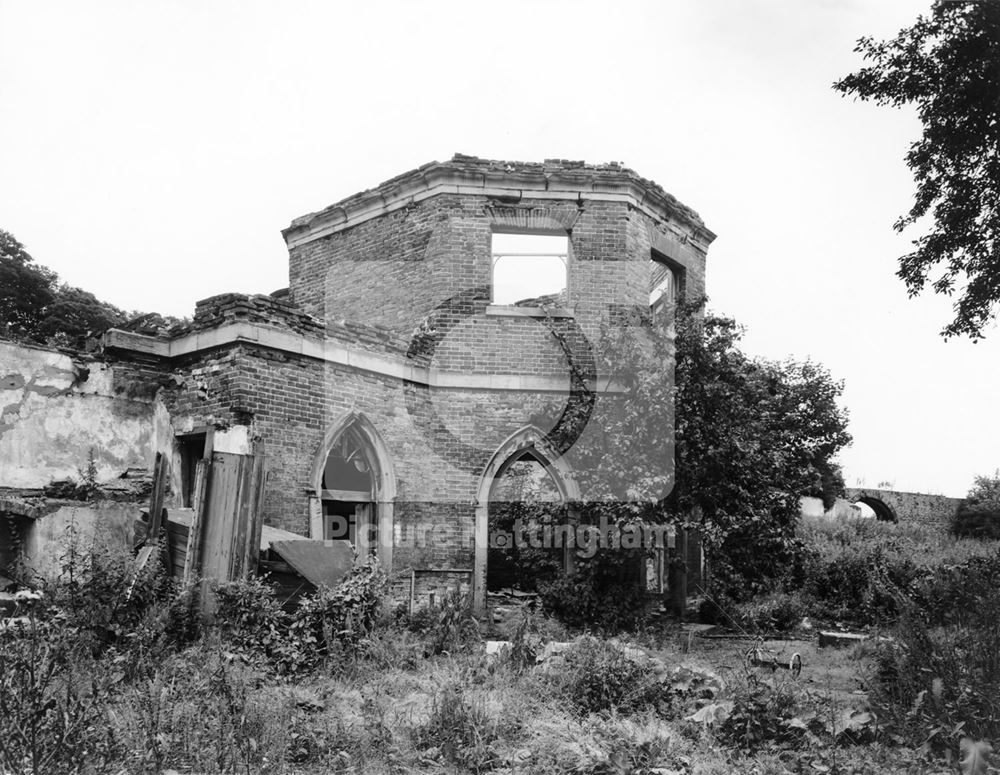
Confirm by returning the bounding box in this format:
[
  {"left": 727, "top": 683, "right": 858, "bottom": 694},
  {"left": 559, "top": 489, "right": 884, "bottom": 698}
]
[{"left": 111, "top": 154, "right": 716, "bottom": 604}]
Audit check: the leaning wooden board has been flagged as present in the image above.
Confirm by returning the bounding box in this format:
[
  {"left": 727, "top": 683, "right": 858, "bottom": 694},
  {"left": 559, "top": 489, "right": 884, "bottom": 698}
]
[
  {"left": 198, "top": 449, "right": 267, "bottom": 612},
  {"left": 269, "top": 540, "right": 354, "bottom": 589},
  {"left": 136, "top": 509, "right": 309, "bottom": 575}
]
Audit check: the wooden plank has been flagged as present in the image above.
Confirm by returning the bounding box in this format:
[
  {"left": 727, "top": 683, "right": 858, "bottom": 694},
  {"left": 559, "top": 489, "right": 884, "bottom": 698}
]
[
  {"left": 200, "top": 451, "right": 245, "bottom": 613},
  {"left": 242, "top": 449, "right": 267, "bottom": 579},
  {"left": 229, "top": 454, "right": 252, "bottom": 580},
  {"left": 147, "top": 452, "right": 169, "bottom": 542},
  {"left": 819, "top": 631, "right": 868, "bottom": 649},
  {"left": 192, "top": 449, "right": 269, "bottom": 613},
  {"left": 270, "top": 540, "right": 354, "bottom": 589},
  {"left": 161, "top": 522, "right": 174, "bottom": 578},
  {"left": 183, "top": 459, "right": 210, "bottom": 584}
]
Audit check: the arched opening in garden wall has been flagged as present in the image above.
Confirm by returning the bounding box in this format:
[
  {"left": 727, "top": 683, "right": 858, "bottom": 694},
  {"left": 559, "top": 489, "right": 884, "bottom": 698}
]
[{"left": 853, "top": 496, "right": 897, "bottom": 522}]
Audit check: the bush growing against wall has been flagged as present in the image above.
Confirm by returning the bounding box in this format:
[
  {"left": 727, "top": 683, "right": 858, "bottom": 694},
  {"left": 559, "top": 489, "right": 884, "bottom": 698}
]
[
  {"left": 487, "top": 501, "right": 566, "bottom": 592},
  {"left": 537, "top": 553, "right": 651, "bottom": 631},
  {"left": 215, "top": 555, "right": 387, "bottom": 674},
  {"left": 35, "top": 522, "right": 198, "bottom": 668}
]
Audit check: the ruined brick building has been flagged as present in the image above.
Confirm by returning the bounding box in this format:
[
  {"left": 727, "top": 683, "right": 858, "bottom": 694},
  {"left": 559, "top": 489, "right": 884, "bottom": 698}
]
[{"left": 1, "top": 155, "right": 713, "bottom": 605}]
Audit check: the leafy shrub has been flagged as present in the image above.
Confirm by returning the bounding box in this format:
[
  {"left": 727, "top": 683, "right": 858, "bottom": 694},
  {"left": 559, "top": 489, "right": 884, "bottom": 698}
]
[
  {"left": 546, "top": 636, "right": 669, "bottom": 716},
  {"left": 795, "top": 518, "right": 1000, "bottom": 626},
  {"left": 965, "top": 471, "right": 1000, "bottom": 510},
  {"left": 734, "top": 592, "right": 806, "bottom": 633},
  {"left": 487, "top": 500, "right": 567, "bottom": 592},
  {"left": 538, "top": 559, "right": 651, "bottom": 632},
  {"left": 412, "top": 682, "right": 500, "bottom": 773},
  {"left": 693, "top": 674, "right": 875, "bottom": 754},
  {"left": 0, "top": 607, "right": 117, "bottom": 774},
  {"left": 870, "top": 579, "right": 1000, "bottom": 746},
  {"left": 215, "top": 555, "right": 387, "bottom": 674},
  {"left": 953, "top": 502, "right": 1000, "bottom": 539},
  {"left": 214, "top": 573, "right": 299, "bottom": 668},
  {"left": 713, "top": 679, "right": 804, "bottom": 752},
  {"left": 800, "top": 547, "right": 906, "bottom": 623},
  {"left": 42, "top": 526, "right": 171, "bottom": 652},
  {"left": 290, "top": 556, "right": 387, "bottom": 659},
  {"left": 417, "top": 589, "right": 481, "bottom": 656}
]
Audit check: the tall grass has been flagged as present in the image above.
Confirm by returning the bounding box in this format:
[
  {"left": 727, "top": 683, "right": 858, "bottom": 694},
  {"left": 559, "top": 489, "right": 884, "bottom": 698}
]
[{"left": 799, "top": 517, "right": 1000, "bottom": 566}]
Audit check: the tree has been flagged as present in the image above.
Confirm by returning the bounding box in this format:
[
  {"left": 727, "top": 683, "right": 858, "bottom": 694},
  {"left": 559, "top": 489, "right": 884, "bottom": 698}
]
[
  {"left": 0, "top": 230, "right": 56, "bottom": 338},
  {"left": 834, "top": 2, "right": 1000, "bottom": 340},
  {"left": 967, "top": 470, "right": 1000, "bottom": 509},
  {"left": 671, "top": 304, "right": 851, "bottom": 596},
  {"left": 539, "top": 301, "right": 851, "bottom": 612},
  {"left": 954, "top": 469, "right": 1000, "bottom": 538},
  {"left": 0, "top": 228, "right": 129, "bottom": 345},
  {"left": 35, "top": 285, "right": 126, "bottom": 344}
]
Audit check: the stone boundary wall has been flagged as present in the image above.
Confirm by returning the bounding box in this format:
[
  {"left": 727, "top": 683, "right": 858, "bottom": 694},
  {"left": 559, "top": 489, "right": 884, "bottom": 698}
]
[{"left": 843, "top": 487, "right": 965, "bottom": 531}]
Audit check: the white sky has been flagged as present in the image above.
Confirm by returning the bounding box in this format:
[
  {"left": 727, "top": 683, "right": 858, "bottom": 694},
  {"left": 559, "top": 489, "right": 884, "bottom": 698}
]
[
  {"left": 491, "top": 233, "right": 568, "bottom": 305},
  {"left": 2, "top": 0, "right": 996, "bottom": 497}
]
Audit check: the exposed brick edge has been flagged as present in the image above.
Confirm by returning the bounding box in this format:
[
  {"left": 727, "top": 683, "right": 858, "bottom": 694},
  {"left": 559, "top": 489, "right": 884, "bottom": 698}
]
[{"left": 283, "top": 154, "right": 716, "bottom": 250}]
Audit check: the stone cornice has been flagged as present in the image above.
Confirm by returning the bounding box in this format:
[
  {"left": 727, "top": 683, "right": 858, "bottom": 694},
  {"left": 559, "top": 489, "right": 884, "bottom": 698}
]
[
  {"left": 103, "top": 325, "right": 624, "bottom": 394},
  {"left": 282, "top": 155, "right": 716, "bottom": 252}
]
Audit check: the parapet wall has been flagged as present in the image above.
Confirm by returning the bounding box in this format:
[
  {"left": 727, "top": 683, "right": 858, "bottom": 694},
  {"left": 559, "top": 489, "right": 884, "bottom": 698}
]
[{"left": 191, "top": 293, "right": 325, "bottom": 338}]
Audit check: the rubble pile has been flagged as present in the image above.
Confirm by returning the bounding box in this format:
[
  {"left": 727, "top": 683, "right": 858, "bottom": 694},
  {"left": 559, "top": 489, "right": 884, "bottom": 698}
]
[{"left": 487, "top": 588, "right": 539, "bottom": 625}]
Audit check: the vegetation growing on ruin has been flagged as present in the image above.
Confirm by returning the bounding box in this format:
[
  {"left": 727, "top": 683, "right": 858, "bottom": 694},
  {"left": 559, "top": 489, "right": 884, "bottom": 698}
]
[{"left": 3, "top": 518, "right": 999, "bottom": 773}]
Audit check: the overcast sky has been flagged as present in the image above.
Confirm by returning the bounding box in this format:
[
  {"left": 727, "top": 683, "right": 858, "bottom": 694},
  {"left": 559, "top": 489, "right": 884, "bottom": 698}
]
[{"left": 2, "top": 0, "right": 997, "bottom": 497}]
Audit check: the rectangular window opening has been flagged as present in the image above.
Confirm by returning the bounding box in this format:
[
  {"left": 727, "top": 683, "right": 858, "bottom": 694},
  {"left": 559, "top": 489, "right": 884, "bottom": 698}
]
[
  {"left": 650, "top": 252, "right": 685, "bottom": 311},
  {"left": 491, "top": 232, "right": 568, "bottom": 307}
]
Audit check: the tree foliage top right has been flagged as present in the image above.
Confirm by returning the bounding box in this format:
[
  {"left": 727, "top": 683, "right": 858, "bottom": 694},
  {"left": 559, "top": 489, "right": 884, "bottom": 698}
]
[{"left": 835, "top": 1, "right": 1000, "bottom": 340}]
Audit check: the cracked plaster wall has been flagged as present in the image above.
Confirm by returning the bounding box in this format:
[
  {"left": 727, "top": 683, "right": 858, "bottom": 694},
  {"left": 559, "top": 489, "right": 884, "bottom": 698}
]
[{"left": 0, "top": 341, "right": 174, "bottom": 489}]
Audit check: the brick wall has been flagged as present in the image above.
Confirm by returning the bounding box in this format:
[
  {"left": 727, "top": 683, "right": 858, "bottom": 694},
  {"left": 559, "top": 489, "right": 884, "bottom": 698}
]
[
  {"left": 156, "top": 157, "right": 712, "bottom": 589},
  {"left": 162, "top": 340, "right": 574, "bottom": 571},
  {"left": 289, "top": 194, "right": 708, "bottom": 347}
]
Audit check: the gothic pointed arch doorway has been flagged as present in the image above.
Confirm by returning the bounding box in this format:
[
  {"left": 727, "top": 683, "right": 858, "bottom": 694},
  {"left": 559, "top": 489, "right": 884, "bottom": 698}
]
[
  {"left": 309, "top": 412, "right": 396, "bottom": 571},
  {"left": 473, "top": 426, "right": 579, "bottom": 609}
]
